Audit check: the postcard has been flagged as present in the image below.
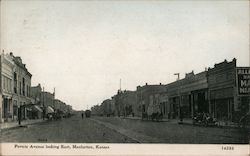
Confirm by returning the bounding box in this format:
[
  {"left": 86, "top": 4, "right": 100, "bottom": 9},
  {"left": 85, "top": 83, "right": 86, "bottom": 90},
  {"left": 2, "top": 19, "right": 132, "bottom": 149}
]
[{"left": 0, "top": 0, "right": 249, "bottom": 155}]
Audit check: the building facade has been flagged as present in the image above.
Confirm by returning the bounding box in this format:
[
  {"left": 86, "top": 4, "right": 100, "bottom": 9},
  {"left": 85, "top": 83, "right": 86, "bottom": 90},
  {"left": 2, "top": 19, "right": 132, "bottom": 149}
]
[
  {"left": 11, "top": 53, "right": 32, "bottom": 120},
  {"left": 136, "top": 83, "right": 165, "bottom": 117},
  {"left": 0, "top": 52, "right": 33, "bottom": 122},
  {"left": 41, "top": 91, "right": 55, "bottom": 114},
  {"left": 30, "top": 84, "right": 43, "bottom": 119},
  {"left": 208, "top": 59, "right": 250, "bottom": 122},
  {"left": 1, "top": 52, "right": 15, "bottom": 122},
  {"left": 92, "top": 58, "right": 249, "bottom": 123}
]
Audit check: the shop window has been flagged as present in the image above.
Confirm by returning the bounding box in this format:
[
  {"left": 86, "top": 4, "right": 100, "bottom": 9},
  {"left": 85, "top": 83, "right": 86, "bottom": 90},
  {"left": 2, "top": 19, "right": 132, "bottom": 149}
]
[{"left": 13, "top": 100, "right": 18, "bottom": 116}]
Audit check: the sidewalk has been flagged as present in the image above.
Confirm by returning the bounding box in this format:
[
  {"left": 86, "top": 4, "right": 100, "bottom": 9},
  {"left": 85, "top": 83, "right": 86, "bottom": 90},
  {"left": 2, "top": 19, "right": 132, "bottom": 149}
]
[
  {"left": 0, "top": 119, "right": 47, "bottom": 132},
  {"left": 124, "top": 116, "right": 192, "bottom": 124},
  {"left": 124, "top": 116, "right": 239, "bottom": 128}
]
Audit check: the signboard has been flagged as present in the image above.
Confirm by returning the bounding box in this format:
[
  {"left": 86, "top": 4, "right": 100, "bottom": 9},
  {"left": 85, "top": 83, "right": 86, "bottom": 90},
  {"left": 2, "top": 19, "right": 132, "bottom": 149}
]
[{"left": 237, "top": 67, "right": 250, "bottom": 96}]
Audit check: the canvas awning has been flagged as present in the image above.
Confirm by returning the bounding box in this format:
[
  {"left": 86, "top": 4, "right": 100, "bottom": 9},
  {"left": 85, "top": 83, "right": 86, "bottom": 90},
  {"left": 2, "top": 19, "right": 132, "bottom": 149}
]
[
  {"left": 33, "top": 105, "right": 43, "bottom": 112},
  {"left": 47, "top": 106, "right": 54, "bottom": 113}
]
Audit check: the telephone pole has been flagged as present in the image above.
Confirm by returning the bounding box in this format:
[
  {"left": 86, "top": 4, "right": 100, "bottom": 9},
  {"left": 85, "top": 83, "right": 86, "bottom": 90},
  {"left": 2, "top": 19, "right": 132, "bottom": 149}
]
[
  {"left": 42, "top": 87, "right": 45, "bottom": 120},
  {"left": 119, "top": 79, "right": 121, "bottom": 91}
]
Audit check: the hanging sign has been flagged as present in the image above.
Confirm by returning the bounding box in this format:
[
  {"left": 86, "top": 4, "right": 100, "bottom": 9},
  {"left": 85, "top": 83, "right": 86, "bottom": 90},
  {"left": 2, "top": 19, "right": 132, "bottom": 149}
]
[{"left": 237, "top": 67, "right": 250, "bottom": 96}]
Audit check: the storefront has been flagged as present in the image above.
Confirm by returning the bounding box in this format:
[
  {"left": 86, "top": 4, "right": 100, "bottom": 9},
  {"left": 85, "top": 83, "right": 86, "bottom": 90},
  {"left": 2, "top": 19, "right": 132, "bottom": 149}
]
[
  {"left": 208, "top": 59, "right": 237, "bottom": 122},
  {"left": 192, "top": 89, "right": 209, "bottom": 115},
  {"left": 2, "top": 96, "right": 13, "bottom": 122},
  {"left": 168, "top": 96, "right": 179, "bottom": 119}
]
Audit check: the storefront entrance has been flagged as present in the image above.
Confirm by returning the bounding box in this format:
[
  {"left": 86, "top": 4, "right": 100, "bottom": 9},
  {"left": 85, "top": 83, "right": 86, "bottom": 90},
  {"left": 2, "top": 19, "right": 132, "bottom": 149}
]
[
  {"left": 211, "top": 98, "right": 233, "bottom": 121},
  {"left": 3, "top": 98, "right": 12, "bottom": 121},
  {"left": 192, "top": 91, "right": 209, "bottom": 115}
]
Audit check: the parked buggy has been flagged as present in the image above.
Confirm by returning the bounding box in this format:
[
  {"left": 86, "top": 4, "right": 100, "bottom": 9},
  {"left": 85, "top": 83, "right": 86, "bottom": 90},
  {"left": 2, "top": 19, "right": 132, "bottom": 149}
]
[{"left": 192, "top": 113, "right": 217, "bottom": 127}]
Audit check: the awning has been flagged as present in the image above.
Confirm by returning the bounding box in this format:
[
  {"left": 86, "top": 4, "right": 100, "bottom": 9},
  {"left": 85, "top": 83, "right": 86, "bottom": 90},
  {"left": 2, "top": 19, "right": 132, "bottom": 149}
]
[
  {"left": 47, "top": 106, "right": 54, "bottom": 113},
  {"left": 26, "top": 107, "right": 32, "bottom": 111},
  {"left": 33, "top": 105, "right": 43, "bottom": 112}
]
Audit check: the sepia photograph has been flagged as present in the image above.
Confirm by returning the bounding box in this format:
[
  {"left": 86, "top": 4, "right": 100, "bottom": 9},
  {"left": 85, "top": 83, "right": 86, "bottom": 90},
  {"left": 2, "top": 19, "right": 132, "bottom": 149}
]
[{"left": 0, "top": 0, "right": 249, "bottom": 155}]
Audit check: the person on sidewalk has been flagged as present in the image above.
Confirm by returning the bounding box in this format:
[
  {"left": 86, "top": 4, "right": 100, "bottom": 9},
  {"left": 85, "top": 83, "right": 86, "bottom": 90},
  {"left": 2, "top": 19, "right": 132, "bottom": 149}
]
[
  {"left": 179, "top": 107, "right": 183, "bottom": 124},
  {"left": 81, "top": 112, "right": 84, "bottom": 119}
]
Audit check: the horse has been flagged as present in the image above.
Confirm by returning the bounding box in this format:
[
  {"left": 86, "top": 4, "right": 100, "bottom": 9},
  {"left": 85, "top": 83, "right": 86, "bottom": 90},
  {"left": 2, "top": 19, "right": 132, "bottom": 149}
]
[{"left": 141, "top": 112, "right": 149, "bottom": 121}]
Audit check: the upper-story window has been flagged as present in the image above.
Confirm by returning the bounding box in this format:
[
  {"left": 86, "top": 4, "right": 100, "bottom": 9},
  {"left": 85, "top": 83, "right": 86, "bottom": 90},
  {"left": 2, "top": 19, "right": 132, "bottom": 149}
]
[
  {"left": 26, "top": 85, "right": 30, "bottom": 97},
  {"left": 22, "top": 78, "right": 25, "bottom": 96},
  {"left": 14, "top": 72, "right": 17, "bottom": 94},
  {"left": 2, "top": 76, "right": 11, "bottom": 93},
  {"left": 19, "top": 81, "right": 22, "bottom": 95}
]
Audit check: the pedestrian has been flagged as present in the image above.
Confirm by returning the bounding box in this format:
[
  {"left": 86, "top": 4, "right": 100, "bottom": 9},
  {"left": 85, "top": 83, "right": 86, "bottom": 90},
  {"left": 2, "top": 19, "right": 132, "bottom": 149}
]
[
  {"left": 81, "top": 112, "right": 84, "bottom": 119},
  {"left": 179, "top": 108, "right": 183, "bottom": 123}
]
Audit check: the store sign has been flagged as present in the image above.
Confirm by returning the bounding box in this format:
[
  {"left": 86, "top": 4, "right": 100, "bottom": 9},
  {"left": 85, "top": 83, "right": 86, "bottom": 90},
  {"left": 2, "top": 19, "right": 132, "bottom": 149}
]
[{"left": 237, "top": 67, "right": 250, "bottom": 96}]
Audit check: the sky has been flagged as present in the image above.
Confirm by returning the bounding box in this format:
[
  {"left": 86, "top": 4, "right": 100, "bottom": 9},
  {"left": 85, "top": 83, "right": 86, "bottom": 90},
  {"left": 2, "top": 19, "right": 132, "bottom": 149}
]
[{"left": 1, "top": 0, "right": 249, "bottom": 110}]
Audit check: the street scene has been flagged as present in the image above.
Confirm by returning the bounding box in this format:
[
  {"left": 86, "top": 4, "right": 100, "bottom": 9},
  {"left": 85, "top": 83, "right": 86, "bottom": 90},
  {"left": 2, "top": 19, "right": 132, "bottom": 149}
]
[
  {"left": 0, "top": 114, "right": 247, "bottom": 143},
  {"left": 0, "top": 0, "right": 249, "bottom": 147}
]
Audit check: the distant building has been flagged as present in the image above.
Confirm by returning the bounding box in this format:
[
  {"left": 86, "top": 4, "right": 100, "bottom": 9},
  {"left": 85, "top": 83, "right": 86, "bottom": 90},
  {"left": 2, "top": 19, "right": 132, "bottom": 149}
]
[
  {"left": 91, "top": 58, "right": 250, "bottom": 123},
  {"left": 100, "top": 99, "right": 113, "bottom": 116},
  {"left": 66, "top": 105, "right": 73, "bottom": 114},
  {"left": 41, "top": 91, "right": 55, "bottom": 114},
  {"left": 91, "top": 105, "right": 102, "bottom": 116},
  {"left": 120, "top": 90, "right": 136, "bottom": 117},
  {"left": 54, "top": 99, "right": 63, "bottom": 111},
  {"left": 158, "top": 91, "right": 169, "bottom": 118},
  {"left": 30, "top": 84, "right": 42, "bottom": 104},
  {"left": 30, "top": 84, "right": 43, "bottom": 119},
  {"left": 54, "top": 99, "right": 69, "bottom": 114},
  {"left": 136, "top": 83, "right": 165, "bottom": 117}
]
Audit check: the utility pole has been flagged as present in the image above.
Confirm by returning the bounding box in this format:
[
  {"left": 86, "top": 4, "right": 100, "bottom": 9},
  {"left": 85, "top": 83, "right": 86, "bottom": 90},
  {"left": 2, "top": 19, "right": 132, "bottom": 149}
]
[
  {"left": 119, "top": 79, "right": 121, "bottom": 91},
  {"left": 42, "top": 87, "right": 45, "bottom": 120},
  {"left": 174, "top": 73, "right": 180, "bottom": 81},
  {"left": 53, "top": 87, "right": 55, "bottom": 108}
]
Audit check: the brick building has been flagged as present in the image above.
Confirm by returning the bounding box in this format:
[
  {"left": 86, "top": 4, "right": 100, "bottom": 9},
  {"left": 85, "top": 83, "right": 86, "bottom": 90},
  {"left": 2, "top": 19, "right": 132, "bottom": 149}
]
[{"left": 30, "top": 84, "right": 43, "bottom": 119}]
